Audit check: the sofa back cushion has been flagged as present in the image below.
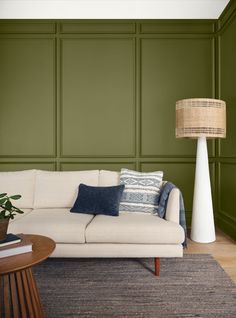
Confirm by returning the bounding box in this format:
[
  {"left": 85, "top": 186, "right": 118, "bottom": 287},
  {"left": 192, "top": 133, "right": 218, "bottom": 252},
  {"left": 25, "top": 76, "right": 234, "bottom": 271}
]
[
  {"left": 119, "top": 168, "right": 163, "bottom": 214},
  {"left": 0, "top": 170, "right": 36, "bottom": 208},
  {"left": 99, "top": 170, "right": 120, "bottom": 186},
  {"left": 34, "top": 170, "right": 99, "bottom": 208}
]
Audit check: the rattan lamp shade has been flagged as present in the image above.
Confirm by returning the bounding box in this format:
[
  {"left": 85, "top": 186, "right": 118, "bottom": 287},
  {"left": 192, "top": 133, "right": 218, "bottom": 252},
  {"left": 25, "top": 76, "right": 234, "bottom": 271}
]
[{"left": 176, "top": 98, "right": 226, "bottom": 139}]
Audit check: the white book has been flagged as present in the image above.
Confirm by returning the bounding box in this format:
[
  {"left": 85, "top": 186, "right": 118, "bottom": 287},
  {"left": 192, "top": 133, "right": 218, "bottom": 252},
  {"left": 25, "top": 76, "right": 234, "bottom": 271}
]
[{"left": 0, "top": 234, "right": 32, "bottom": 258}]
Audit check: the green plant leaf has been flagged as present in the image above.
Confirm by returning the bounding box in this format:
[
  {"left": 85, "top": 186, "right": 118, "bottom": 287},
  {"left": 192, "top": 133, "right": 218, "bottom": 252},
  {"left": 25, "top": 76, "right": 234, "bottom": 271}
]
[
  {"left": 12, "top": 206, "right": 23, "bottom": 212},
  {"left": 0, "top": 210, "right": 6, "bottom": 218},
  {"left": 10, "top": 195, "right": 21, "bottom": 200},
  {"left": 12, "top": 207, "right": 25, "bottom": 218},
  {"left": 16, "top": 209, "right": 24, "bottom": 214},
  {"left": 0, "top": 198, "right": 7, "bottom": 205},
  {"left": 0, "top": 209, "right": 6, "bottom": 216},
  {"left": 0, "top": 193, "right": 7, "bottom": 198},
  {"left": 0, "top": 196, "right": 24, "bottom": 219},
  {"left": 5, "top": 200, "right": 12, "bottom": 210}
]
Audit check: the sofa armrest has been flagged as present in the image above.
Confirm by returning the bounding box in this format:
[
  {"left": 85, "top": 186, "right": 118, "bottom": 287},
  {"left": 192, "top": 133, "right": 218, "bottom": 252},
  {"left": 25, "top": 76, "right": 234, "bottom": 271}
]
[{"left": 165, "top": 188, "right": 180, "bottom": 224}]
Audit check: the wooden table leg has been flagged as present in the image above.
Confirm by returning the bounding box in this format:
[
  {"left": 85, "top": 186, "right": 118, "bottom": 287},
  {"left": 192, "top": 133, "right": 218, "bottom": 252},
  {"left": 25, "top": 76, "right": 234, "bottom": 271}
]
[
  {"left": 1, "top": 268, "right": 44, "bottom": 318},
  {"left": 154, "top": 257, "right": 160, "bottom": 276},
  {"left": 26, "top": 268, "right": 44, "bottom": 318},
  {"left": 3, "top": 275, "right": 11, "bottom": 318},
  {"left": 10, "top": 273, "right": 20, "bottom": 318}
]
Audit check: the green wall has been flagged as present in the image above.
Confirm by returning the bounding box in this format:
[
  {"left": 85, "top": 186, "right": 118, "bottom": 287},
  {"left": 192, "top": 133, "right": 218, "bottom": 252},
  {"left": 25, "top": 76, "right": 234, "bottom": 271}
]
[
  {"left": 216, "top": 0, "right": 236, "bottom": 240},
  {"left": 0, "top": 19, "right": 221, "bottom": 227}
]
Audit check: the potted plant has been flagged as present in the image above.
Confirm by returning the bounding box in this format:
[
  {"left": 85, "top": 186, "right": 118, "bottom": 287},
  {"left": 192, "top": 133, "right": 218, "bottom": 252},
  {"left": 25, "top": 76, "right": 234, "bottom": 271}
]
[{"left": 0, "top": 193, "right": 24, "bottom": 240}]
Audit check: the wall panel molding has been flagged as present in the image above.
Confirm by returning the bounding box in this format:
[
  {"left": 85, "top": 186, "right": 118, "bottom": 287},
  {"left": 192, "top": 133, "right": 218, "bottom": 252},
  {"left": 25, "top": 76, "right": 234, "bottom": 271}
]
[
  {"left": 60, "top": 22, "right": 136, "bottom": 34},
  {"left": 0, "top": 21, "right": 56, "bottom": 34},
  {"left": 218, "top": 16, "right": 236, "bottom": 158},
  {"left": 217, "top": 0, "right": 236, "bottom": 32},
  {"left": 0, "top": 17, "right": 235, "bottom": 239},
  {"left": 0, "top": 162, "right": 56, "bottom": 171},
  {"left": 0, "top": 20, "right": 219, "bottom": 229},
  {"left": 217, "top": 2, "right": 236, "bottom": 239},
  {"left": 140, "top": 21, "right": 215, "bottom": 34},
  {"left": 60, "top": 162, "right": 136, "bottom": 171}
]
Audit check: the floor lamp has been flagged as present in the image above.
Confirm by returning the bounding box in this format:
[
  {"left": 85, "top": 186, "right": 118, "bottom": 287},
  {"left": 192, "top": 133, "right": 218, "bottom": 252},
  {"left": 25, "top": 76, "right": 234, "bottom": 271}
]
[{"left": 176, "top": 98, "right": 226, "bottom": 243}]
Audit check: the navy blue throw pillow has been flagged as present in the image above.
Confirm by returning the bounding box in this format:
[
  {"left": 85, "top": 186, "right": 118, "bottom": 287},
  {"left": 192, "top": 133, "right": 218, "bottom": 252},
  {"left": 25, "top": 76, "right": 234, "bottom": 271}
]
[{"left": 70, "top": 184, "right": 125, "bottom": 216}]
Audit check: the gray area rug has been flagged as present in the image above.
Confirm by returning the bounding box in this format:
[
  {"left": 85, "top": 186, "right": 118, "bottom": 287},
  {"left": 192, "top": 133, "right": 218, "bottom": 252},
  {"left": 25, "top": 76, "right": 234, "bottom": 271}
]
[{"left": 34, "top": 254, "right": 236, "bottom": 318}]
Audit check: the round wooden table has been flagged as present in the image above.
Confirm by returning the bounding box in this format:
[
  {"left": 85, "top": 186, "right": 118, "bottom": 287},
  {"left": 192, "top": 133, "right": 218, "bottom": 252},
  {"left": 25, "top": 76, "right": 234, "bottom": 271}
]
[{"left": 0, "top": 234, "right": 55, "bottom": 318}]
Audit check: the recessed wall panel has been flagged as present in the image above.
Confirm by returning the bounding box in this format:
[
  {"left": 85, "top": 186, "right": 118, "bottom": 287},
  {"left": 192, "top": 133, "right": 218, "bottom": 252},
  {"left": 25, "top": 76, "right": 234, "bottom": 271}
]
[
  {"left": 0, "top": 39, "right": 55, "bottom": 157},
  {"left": 220, "top": 17, "right": 236, "bottom": 157},
  {"left": 0, "top": 163, "right": 55, "bottom": 171},
  {"left": 141, "top": 38, "right": 213, "bottom": 157},
  {"left": 0, "top": 22, "right": 56, "bottom": 34},
  {"left": 61, "top": 38, "right": 135, "bottom": 157},
  {"left": 61, "top": 22, "right": 135, "bottom": 34},
  {"left": 217, "top": 7, "right": 236, "bottom": 241},
  {"left": 219, "top": 163, "right": 236, "bottom": 220},
  {"left": 140, "top": 22, "right": 214, "bottom": 34},
  {"left": 218, "top": 161, "right": 236, "bottom": 239},
  {"left": 60, "top": 162, "right": 135, "bottom": 171}
]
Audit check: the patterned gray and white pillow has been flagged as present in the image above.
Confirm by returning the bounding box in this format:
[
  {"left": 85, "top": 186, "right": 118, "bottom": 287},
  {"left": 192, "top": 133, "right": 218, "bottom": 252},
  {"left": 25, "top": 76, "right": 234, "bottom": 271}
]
[{"left": 119, "top": 168, "right": 163, "bottom": 214}]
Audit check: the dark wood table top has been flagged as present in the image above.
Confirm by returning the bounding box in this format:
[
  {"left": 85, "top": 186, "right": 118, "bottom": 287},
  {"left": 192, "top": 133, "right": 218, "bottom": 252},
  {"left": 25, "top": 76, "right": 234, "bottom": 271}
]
[{"left": 0, "top": 234, "right": 55, "bottom": 275}]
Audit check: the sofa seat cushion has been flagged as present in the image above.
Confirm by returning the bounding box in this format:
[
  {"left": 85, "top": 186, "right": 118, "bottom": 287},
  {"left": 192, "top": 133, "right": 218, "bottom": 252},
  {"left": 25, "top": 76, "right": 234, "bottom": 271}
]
[
  {"left": 86, "top": 212, "right": 184, "bottom": 244},
  {"left": 8, "top": 209, "right": 94, "bottom": 243}
]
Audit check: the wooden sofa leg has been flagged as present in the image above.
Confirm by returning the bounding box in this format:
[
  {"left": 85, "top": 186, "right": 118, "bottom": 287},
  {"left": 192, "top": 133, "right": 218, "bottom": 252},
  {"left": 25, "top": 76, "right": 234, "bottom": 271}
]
[{"left": 154, "top": 257, "right": 160, "bottom": 276}]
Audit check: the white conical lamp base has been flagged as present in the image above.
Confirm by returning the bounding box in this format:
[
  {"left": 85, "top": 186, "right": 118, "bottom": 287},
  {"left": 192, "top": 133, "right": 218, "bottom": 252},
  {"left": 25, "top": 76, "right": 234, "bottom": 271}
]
[{"left": 191, "top": 137, "right": 216, "bottom": 243}]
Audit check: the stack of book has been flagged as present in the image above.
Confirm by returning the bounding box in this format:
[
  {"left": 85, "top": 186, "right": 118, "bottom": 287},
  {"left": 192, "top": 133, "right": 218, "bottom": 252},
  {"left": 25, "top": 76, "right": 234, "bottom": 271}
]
[{"left": 0, "top": 233, "right": 32, "bottom": 258}]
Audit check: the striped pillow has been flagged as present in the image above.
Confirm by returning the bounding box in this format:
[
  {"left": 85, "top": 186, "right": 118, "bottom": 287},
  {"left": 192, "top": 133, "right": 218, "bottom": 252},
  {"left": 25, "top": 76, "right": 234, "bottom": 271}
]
[{"left": 119, "top": 169, "right": 163, "bottom": 214}]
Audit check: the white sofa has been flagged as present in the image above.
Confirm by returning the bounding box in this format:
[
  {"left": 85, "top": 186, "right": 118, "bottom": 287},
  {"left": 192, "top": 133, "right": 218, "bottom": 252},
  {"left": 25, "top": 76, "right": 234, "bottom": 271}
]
[{"left": 1, "top": 169, "right": 185, "bottom": 276}]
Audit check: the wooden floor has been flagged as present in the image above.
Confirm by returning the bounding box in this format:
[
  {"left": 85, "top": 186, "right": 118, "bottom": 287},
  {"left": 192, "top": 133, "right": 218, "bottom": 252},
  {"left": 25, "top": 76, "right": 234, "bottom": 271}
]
[{"left": 185, "top": 229, "right": 236, "bottom": 283}]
